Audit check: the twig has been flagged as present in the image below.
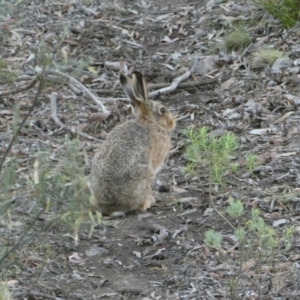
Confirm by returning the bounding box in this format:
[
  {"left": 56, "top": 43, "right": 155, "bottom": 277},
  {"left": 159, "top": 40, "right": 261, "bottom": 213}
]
[
  {"left": 147, "top": 77, "right": 218, "bottom": 91},
  {"left": 0, "top": 76, "right": 44, "bottom": 179},
  {"left": 172, "top": 226, "right": 188, "bottom": 239},
  {"left": 0, "top": 77, "right": 37, "bottom": 97},
  {"left": 50, "top": 92, "right": 103, "bottom": 142},
  {"left": 47, "top": 69, "right": 110, "bottom": 117},
  {"left": 13, "top": 292, "right": 63, "bottom": 300},
  {"left": 149, "top": 71, "right": 191, "bottom": 97}
]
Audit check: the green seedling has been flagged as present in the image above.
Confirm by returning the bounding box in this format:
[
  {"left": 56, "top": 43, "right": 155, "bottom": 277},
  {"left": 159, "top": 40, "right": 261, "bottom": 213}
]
[
  {"left": 245, "top": 153, "right": 258, "bottom": 174},
  {"left": 226, "top": 197, "right": 244, "bottom": 219},
  {"left": 230, "top": 162, "right": 239, "bottom": 173},
  {"left": 204, "top": 229, "right": 222, "bottom": 249},
  {"left": 183, "top": 127, "right": 238, "bottom": 184},
  {"left": 282, "top": 227, "right": 295, "bottom": 251},
  {"left": 234, "top": 227, "right": 246, "bottom": 241},
  {"left": 0, "top": 60, "right": 16, "bottom": 84}
]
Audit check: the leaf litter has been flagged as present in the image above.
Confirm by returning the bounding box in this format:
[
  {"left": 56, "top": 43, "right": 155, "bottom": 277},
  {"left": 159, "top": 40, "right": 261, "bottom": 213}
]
[{"left": 0, "top": 0, "right": 300, "bottom": 299}]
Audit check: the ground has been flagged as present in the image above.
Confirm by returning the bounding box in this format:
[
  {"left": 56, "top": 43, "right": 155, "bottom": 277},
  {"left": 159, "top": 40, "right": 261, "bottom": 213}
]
[{"left": 1, "top": 0, "right": 300, "bottom": 299}]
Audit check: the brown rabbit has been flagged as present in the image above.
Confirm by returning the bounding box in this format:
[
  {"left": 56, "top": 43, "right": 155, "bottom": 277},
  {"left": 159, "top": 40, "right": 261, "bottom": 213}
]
[{"left": 90, "top": 71, "right": 176, "bottom": 215}]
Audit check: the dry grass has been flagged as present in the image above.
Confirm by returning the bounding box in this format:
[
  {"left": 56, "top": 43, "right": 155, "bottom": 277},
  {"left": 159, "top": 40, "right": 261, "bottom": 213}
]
[
  {"left": 224, "top": 28, "right": 251, "bottom": 51},
  {"left": 252, "top": 49, "right": 285, "bottom": 69}
]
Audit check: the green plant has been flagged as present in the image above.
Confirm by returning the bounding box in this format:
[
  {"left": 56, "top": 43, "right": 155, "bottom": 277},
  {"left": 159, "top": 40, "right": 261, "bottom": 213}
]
[
  {"left": 204, "top": 229, "right": 222, "bottom": 249},
  {"left": 0, "top": 281, "right": 12, "bottom": 300},
  {"left": 234, "top": 227, "right": 246, "bottom": 241},
  {"left": 226, "top": 197, "right": 244, "bottom": 219},
  {"left": 223, "top": 206, "right": 296, "bottom": 297},
  {"left": 253, "top": 0, "right": 300, "bottom": 28},
  {"left": 32, "top": 139, "right": 100, "bottom": 245},
  {"left": 245, "top": 153, "right": 258, "bottom": 174},
  {"left": 228, "top": 280, "right": 238, "bottom": 298},
  {"left": 247, "top": 209, "right": 278, "bottom": 251},
  {"left": 183, "top": 127, "right": 238, "bottom": 184},
  {"left": 0, "top": 61, "right": 16, "bottom": 84},
  {"left": 282, "top": 227, "right": 294, "bottom": 251},
  {"left": 224, "top": 28, "right": 251, "bottom": 51}
]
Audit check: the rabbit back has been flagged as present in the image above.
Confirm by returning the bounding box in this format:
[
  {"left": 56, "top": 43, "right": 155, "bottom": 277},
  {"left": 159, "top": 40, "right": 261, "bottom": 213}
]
[{"left": 90, "top": 120, "right": 171, "bottom": 214}]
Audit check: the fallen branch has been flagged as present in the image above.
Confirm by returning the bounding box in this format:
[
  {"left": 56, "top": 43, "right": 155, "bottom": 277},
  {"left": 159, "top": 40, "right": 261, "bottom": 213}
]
[
  {"left": 148, "top": 224, "right": 172, "bottom": 245},
  {"left": 0, "top": 77, "right": 37, "bottom": 97},
  {"left": 148, "top": 77, "right": 218, "bottom": 91},
  {"left": 50, "top": 92, "right": 103, "bottom": 142},
  {"left": 47, "top": 69, "right": 110, "bottom": 118},
  {"left": 13, "top": 292, "right": 62, "bottom": 300},
  {"left": 149, "top": 71, "right": 191, "bottom": 97},
  {"left": 150, "top": 229, "right": 170, "bottom": 245}
]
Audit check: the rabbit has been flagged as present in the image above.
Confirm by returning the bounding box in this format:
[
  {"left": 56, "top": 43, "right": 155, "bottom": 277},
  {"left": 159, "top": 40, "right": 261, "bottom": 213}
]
[{"left": 90, "top": 71, "right": 176, "bottom": 215}]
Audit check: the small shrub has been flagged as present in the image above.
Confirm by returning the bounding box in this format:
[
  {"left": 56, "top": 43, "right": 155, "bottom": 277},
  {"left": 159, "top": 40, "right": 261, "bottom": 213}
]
[{"left": 224, "top": 28, "right": 251, "bottom": 51}]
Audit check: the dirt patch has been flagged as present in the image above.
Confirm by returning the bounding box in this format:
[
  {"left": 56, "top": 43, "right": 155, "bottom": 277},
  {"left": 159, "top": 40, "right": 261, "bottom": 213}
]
[{"left": 1, "top": 0, "right": 300, "bottom": 299}]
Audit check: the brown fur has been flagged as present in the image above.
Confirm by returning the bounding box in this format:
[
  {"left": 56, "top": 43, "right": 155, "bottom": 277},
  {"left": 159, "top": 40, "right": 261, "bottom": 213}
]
[{"left": 90, "top": 72, "right": 176, "bottom": 215}]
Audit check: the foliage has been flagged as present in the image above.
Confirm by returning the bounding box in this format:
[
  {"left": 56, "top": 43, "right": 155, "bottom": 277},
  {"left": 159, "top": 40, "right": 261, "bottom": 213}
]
[
  {"left": 183, "top": 127, "right": 238, "bottom": 184},
  {"left": 245, "top": 153, "right": 258, "bottom": 175},
  {"left": 226, "top": 197, "right": 244, "bottom": 219},
  {"left": 0, "top": 137, "right": 100, "bottom": 278},
  {"left": 227, "top": 204, "right": 294, "bottom": 297},
  {"left": 32, "top": 139, "right": 100, "bottom": 244},
  {"left": 204, "top": 229, "right": 222, "bottom": 249},
  {"left": 0, "top": 61, "right": 16, "bottom": 84},
  {"left": 224, "top": 28, "right": 251, "bottom": 51},
  {"left": 0, "top": 282, "right": 12, "bottom": 300},
  {"left": 204, "top": 201, "right": 295, "bottom": 297},
  {"left": 253, "top": 0, "right": 300, "bottom": 28}
]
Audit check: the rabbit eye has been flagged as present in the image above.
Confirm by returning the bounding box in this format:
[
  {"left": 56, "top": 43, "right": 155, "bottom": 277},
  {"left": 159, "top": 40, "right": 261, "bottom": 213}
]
[{"left": 159, "top": 107, "right": 167, "bottom": 115}]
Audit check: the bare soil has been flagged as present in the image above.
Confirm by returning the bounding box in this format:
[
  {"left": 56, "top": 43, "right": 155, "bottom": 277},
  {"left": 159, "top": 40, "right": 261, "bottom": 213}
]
[{"left": 1, "top": 0, "right": 300, "bottom": 299}]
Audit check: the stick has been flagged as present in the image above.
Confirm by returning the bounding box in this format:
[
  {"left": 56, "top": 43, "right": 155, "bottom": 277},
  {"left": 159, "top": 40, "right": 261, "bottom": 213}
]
[
  {"left": 50, "top": 92, "right": 103, "bottom": 142},
  {"left": 147, "top": 77, "right": 217, "bottom": 91},
  {"left": 149, "top": 71, "right": 191, "bottom": 97},
  {"left": 0, "top": 77, "right": 37, "bottom": 97},
  {"left": 13, "top": 292, "right": 62, "bottom": 300},
  {"left": 47, "top": 70, "right": 110, "bottom": 117}
]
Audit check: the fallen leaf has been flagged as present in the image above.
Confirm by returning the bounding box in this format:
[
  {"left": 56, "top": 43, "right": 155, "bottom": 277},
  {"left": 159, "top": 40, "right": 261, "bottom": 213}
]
[
  {"left": 272, "top": 219, "right": 287, "bottom": 227},
  {"left": 68, "top": 252, "right": 88, "bottom": 264},
  {"left": 133, "top": 251, "right": 142, "bottom": 258}
]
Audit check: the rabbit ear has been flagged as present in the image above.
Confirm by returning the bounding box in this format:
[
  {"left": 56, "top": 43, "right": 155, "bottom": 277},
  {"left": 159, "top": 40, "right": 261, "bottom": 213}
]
[
  {"left": 120, "top": 73, "right": 144, "bottom": 107},
  {"left": 131, "top": 71, "right": 149, "bottom": 103}
]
